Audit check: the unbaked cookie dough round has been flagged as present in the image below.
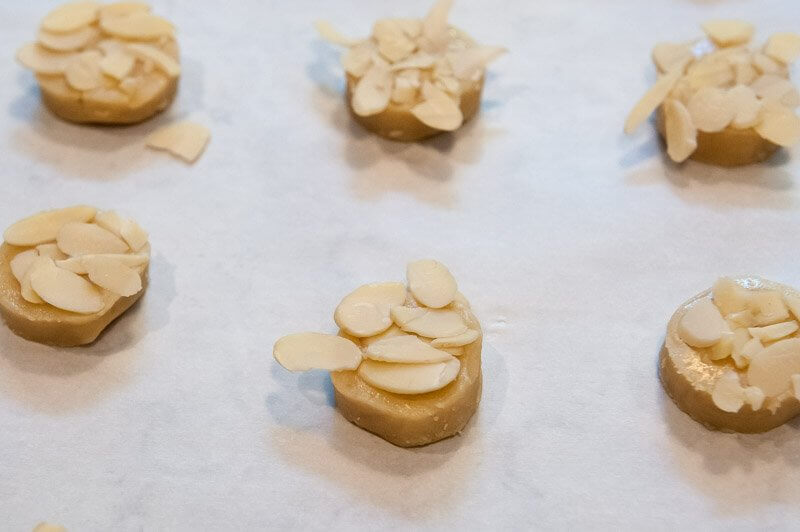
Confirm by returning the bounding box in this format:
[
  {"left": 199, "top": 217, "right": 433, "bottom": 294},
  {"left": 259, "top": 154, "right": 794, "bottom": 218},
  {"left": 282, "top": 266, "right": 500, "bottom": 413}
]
[
  {"left": 661, "top": 277, "right": 800, "bottom": 433},
  {"left": 0, "top": 206, "right": 150, "bottom": 346},
  {"left": 626, "top": 21, "right": 800, "bottom": 166},
  {"left": 317, "top": 0, "right": 504, "bottom": 141},
  {"left": 16, "top": 2, "right": 180, "bottom": 125}
]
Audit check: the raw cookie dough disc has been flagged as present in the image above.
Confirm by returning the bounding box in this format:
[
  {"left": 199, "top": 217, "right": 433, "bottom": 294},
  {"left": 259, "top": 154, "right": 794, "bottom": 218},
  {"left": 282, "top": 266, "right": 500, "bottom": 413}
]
[
  {"left": 0, "top": 242, "right": 149, "bottom": 346},
  {"left": 660, "top": 278, "right": 800, "bottom": 433},
  {"left": 331, "top": 301, "right": 482, "bottom": 447}
]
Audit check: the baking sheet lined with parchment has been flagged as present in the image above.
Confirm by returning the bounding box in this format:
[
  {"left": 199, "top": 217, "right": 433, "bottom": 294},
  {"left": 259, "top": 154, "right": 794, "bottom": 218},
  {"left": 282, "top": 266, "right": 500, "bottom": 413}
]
[{"left": 1, "top": 0, "right": 799, "bottom": 530}]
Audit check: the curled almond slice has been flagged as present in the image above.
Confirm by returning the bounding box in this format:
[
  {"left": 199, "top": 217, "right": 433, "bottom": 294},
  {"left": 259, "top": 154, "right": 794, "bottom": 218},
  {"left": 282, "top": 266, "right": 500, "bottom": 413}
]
[
  {"left": 57, "top": 222, "right": 129, "bottom": 256},
  {"left": 99, "top": 51, "right": 135, "bottom": 80},
  {"left": 64, "top": 51, "right": 103, "bottom": 91},
  {"left": 120, "top": 219, "right": 148, "bottom": 251},
  {"left": 736, "top": 337, "right": 764, "bottom": 369},
  {"left": 687, "top": 86, "right": 735, "bottom": 132},
  {"left": 407, "top": 259, "right": 457, "bottom": 308},
  {"left": 652, "top": 42, "right": 692, "bottom": 73},
  {"left": 334, "top": 282, "right": 406, "bottom": 338},
  {"left": 56, "top": 253, "right": 148, "bottom": 274},
  {"left": 391, "top": 306, "right": 467, "bottom": 338},
  {"left": 727, "top": 85, "right": 762, "bottom": 129},
  {"left": 701, "top": 20, "right": 754, "bottom": 47},
  {"left": 351, "top": 65, "right": 392, "bottom": 116},
  {"left": 100, "top": 1, "right": 150, "bottom": 19},
  {"left": 126, "top": 43, "right": 180, "bottom": 77},
  {"left": 146, "top": 121, "right": 211, "bottom": 164},
  {"left": 678, "top": 298, "right": 728, "bottom": 348},
  {"left": 747, "top": 338, "right": 800, "bottom": 397},
  {"left": 273, "top": 332, "right": 362, "bottom": 372},
  {"left": 755, "top": 107, "right": 800, "bottom": 147},
  {"left": 16, "top": 43, "right": 76, "bottom": 75},
  {"left": 365, "top": 334, "right": 453, "bottom": 363},
  {"left": 358, "top": 357, "right": 460, "bottom": 395},
  {"left": 41, "top": 1, "right": 100, "bottom": 34},
  {"left": 764, "top": 32, "right": 800, "bottom": 65},
  {"left": 748, "top": 321, "right": 799, "bottom": 342},
  {"left": 3, "top": 206, "right": 96, "bottom": 246},
  {"left": 38, "top": 26, "right": 99, "bottom": 52},
  {"left": 448, "top": 46, "right": 506, "bottom": 81},
  {"left": 100, "top": 12, "right": 174, "bottom": 40},
  {"left": 36, "top": 243, "right": 68, "bottom": 261},
  {"left": 29, "top": 257, "right": 104, "bottom": 314},
  {"left": 431, "top": 329, "right": 479, "bottom": 348},
  {"left": 663, "top": 98, "right": 697, "bottom": 162},
  {"left": 314, "top": 20, "right": 361, "bottom": 47},
  {"left": 624, "top": 64, "right": 685, "bottom": 134},
  {"left": 411, "top": 83, "right": 463, "bottom": 130},
  {"left": 84, "top": 255, "right": 142, "bottom": 297},
  {"left": 342, "top": 44, "right": 374, "bottom": 77},
  {"left": 10, "top": 249, "right": 39, "bottom": 284},
  {"left": 711, "top": 370, "right": 745, "bottom": 413}
]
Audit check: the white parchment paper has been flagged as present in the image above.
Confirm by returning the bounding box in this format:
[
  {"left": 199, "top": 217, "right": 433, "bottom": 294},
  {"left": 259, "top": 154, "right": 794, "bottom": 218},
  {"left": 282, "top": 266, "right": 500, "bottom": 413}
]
[{"left": 1, "top": 0, "right": 799, "bottom": 530}]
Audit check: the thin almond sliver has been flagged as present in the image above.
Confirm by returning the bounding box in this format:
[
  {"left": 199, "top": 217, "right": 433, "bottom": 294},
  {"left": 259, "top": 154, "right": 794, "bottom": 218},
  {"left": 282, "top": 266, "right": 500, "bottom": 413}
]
[
  {"left": 314, "top": 20, "right": 362, "bottom": 47},
  {"left": 351, "top": 65, "right": 392, "bottom": 116},
  {"left": 99, "top": 1, "right": 151, "bottom": 19},
  {"left": 663, "top": 98, "right": 697, "bottom": 163},
  {"left": 29, "top": 257, "right": 105, "bottom": 314},
  {"left": 145, "top": 121, "right": 211, "bottom": 163},
  {"left": 652, "top": 42, "right": 693, "bottom": 73},
  {"left": 57, "top": 253, "right": 148, "bottom": 275},
  {"left": 342, "top": 44, "right": 374, "bottom": 78},
  {"left": 64, "top": 51, "right": 103, "bottom": 91},
  {"left": 727, "top": 85, "right": 762, "bottom": 129},
  {"left": 448, "top": 46, "right": 506, "bottom": 81},
  {"left": 625, "top": 62, "right": 686, "bottom": 134},
  {"left": 56, "top": 222, "right": 129, "bottom": 256},
  {"left": 3, "top": 205, "right": 96, "bottom": 246},
  {"left": 126, "top": 43, "right": 180, "bottom": 77}
]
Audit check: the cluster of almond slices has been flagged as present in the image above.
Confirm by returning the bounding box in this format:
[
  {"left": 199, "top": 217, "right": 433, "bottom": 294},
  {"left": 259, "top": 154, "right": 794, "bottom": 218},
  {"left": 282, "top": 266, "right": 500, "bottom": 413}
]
[
  {"left": 678, "top": 278, "right": 800, "bottom": 413},
  {"left": 317, "top": 0, "right": 505, "bottom": 131},
  {"left": 5, "top": 206, "right": 149, "bottom": 315},
  {"left": 16, "top": 1, "right": 179, "bottom": 109},
  {"left": 626, "top": 20, "right": 800, "bottom": 162},
  {"left": 274, "top": 260, "right": 480, "bottom": 395}
]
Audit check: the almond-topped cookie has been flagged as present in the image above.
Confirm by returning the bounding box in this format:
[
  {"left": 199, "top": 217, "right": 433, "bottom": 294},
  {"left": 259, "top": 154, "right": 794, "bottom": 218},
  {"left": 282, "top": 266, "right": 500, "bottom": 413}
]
[
  {"left": 661, "top": 277, "right": 800, "bottom": 432},
  {"left": 626, "top": 21, "right": 800, "bottom": 166},
  {"left": 16, "top": 1, "right": 180, "bottom": 124},
  {"left": 273, "top": 260, "right": 482, "bottom": 447},
  {"left": 0, "top": 206, "right": 150, "bottom": 346},
  {"left": 317, "top": 0, "right": 505, "bottom": 141}
]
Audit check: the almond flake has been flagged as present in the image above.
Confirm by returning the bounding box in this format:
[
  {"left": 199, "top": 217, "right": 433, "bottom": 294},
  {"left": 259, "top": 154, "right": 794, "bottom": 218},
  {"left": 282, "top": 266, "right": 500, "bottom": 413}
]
[
  {"left": 687, "top": 86, "right": 735, "bottom": 132},
  {"left": 733, "top": 58, "right": 758, "bottom": 85},
  {"left": 625, "top": 64, "right": 685, "bottom": 134},
  {"left": 119, "top": 219, "right": 148, "bottom": 251},
  {"left": 41, "top": 1, "right": 100, "bottom": 34},
  {"left": 448, "top": 46, "right": 506, "bottom": 81},
  {"left": 727, "top": 84, "right": 762, "bottom": 129},
  {"left": 431, "top": 329, "right": 479, "bottom": 348},
  {"left": 36, "top": 243, "right": 68, "bottom": 261},
  {"left": 390, "top": 52, "right": 436, "bottom": 71},
  {"left": 342, "top": 44, "right": 374, "bottom": 77},
  {"left": 663, "top": 98, "right": 698, "bottom": 162},
  {"left": 391, "top": 305, "right": 467, "bottom": 338},
  {"left": 396, "top": 18, "right": 423, "bottom": 40},
  {"left": 411, "top": 82, "right": 463, "bottom": 130},
  {"left": 686, "top": 56, "right": 734, "bottom": 91},
  {"left": 3, "top": 206, "right": 96, "bottom": 246},
  {"left": 679, "top": 298, "right": 728, "bottom": 348},
  {"left": 16, "top": 43, "right": 77, "bottom": 75},
  {"left": 126, "top": 43, "right": 180, "bottom": 77},
  {"left": 21, "top": 258, "right": 48, "bottom": 304},
  {"left": 764, "top": 33, "right": 800, "bottom": 65},
  {"left": 365, "top": 334, "right": 453, "bottom": 364},
  {"left": 358, "top": 357, "right": 460, "bottom": 395},
  {"left": 421, "top": 0, "right": 453, "bottom": 52},
  {"left": 314, "top": 20, "right": 361, "bottom": 47},
  {"left": 407, "top": 259, "right": 457, "bottom": 309},
  {"left": 64, "top": 51, "right": 103, "bottom": 91},
  {"left": 749, "top": 290, "right": 791, "bottom": 326},
  {"left": 273, "top": 332, "right": 362, "bottom": 372},
  {"left": 29, "top": 257, "right": 105, "bottom": 314},
  {"left": 793, "top": 375, "right": 800, "bottom": 400},
  {"left": 37, "top": 26, "right": 99, "bottom": 52},
  {"left": 57, "top": 222, "right": 129, "bottom": 256},
  {"left": 99, "top": 1, "right": 150, "bottom": 19},
  {"left": 146, "top": 121, "right": 211, "bottom": 163},
  {"left": 10, "top": 249, "right": 39, "bottom": 284},
  {"left": 99, "top": 50, "right": 135, "bottom": 80},
  {"left": 391, "top": 69, "right": 420, "bottom": 104},
  {"left": 652, "top": 42, "right": 693, "bottom": 73},
  {"left": 56, "top": 253, "right": 148, "bottom": 274},
  {"left": 334, "top": 282, "right": 407, "bottom": 338},
  {"left": 755, "top": 107, "right": 800, "bottom": 147},
  {"left": 84, "top": 255, "right": 142, "bottom": 296},
  {"left": 351, "top": 64, "right": 392, "bottom": 116},
  {"left": 748, "top": 321, "right": 799, "bottom": 343},
  {"left": 711, "top": 370, "right": 745, "bottom": 413},
  {"left": 752, "top": 53, "right": 783, "bottom": 75},
  {"left": 747, "top": 338, "right": 800, "bottom": 397},
  {"left": 373, "top": 19, "right": 416, "bottom": 63},
  {"left": 701, "top": 20, "right": 754, "bottom": 47},
  {"left": 750, "top": 75, "right": 799, "bottom": 107},
  {"left": 94, "top": 210, "right": 125, "bottom": 236},
  {"left": 100, "top": 12, "right": 173, "bottom": 40}
]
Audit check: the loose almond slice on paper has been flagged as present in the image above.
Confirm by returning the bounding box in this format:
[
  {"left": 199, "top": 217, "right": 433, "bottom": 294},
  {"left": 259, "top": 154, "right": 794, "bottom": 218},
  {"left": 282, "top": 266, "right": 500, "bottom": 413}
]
[
  {"left": 100, "top": 12, "right": 174, "bottom": 40},
  {"left": 365, "top": 334, "right": 454, "bottom": 363},
  {"left": 358, "top": 357, "right": 460, "bottom": 394},
  {"left": 36, "top": 243, "right": 68, "bottom": 261},
  {"left": 314, "top": 20, "right": 362, "bottom": 47},
  {"left": 747, "top": 338, "right": 800, "bottom": 397},
  {"left": 711, "top": 370, "right": 746, "bottom": 413},
  {"left": 83, "top": 255, "right": 142, "bottom": 297},
  {"left": 678, "top": 298, "right": 728, "bottom": 348},
  {"left": 3, "top": 206, "right": 96, "bottom": 246},
  {"left": 334, "top": 282, "right": 406, "bottom": 338},
  {"left": 411, "top": 82, "right": 463, "bottom": 130},
  {"left": 351, "top": 65, "right": 392, "bottom": 116},
  {"left": 764, "top": 33, "right": 800, "bottom": 65},
  {"left": 64, "top": 51, "right": 103, "bottom": 91},
  {"left": 755, "top": 106, "right": 800, "bottom": 147},
  {"left": 99, "top": 51, "right": 136, "bottom": 80},
  {"left": 663, "top": 98, "right": 698, "bottom": 162},
  {"left": 16, "top": 43, "right": 77, "bottom": 75},
  {"left": 407, "top": 259, "right": 457, "bottom": 309},
  {"left": 146, "top": 121, "right": 211, "bottom": 163},
  {"left": 273, "top": 332, "right": 362, "bottom": 372},
  {"left": 687, "top": 86, "right": 735, "bottom": 132},
  {"left": 119, "top": 219, "right": 148, "bottom": 251},
  {"left": 29, "top": 257, "right": 105, "bottom": 314},
  {"left": 701, "top": 20, "right": 754, "bottom": 47},
  {"left": 57, "top": 222, "right": 129, "bottom": 256},
  {"left": 38, "top": 26, "right": 100, "bottom": 52},
  {"left": 10, "top": 249, "right": 39, "bottom": 284},
  {"left": 126, "top": 43, "right": 180, "bottom": 77},
  {"left": 624, "top": 64, "right": 686, "bottom": 134},
  {"left": 41, "top": 1, "right": 100, "bottom": 34},
  {"left": 431, "top": 328, "right": 479, "bottom": 348},
  {"left": 652, "top": 42, "right": 693, "bottom": 73},
  {"left": 391, "top": 306, "right": 468, "bottom": 338},
  {"left": 727, "top": 85, "right": 762, "bottom": 129}
]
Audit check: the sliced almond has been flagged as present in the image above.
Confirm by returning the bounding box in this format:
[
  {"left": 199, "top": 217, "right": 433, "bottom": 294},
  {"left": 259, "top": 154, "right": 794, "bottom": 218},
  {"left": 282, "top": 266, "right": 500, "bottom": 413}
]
[
  {"left": 652, "top": 42, "right": 693, "bottom": 73},
  {"left": 29, "top": 257, "right": 104, "bottom": 314},
  {"left": 41, "top": 1, "right": 100, "bottom": 34},
  {"left": 314, "top": 20, "right": 361, "bottom": 47},
  {"left": 145, "top": 121, "right": 210, "bottom": 163},
  {"left": 792, "top": 375, "right": 800, "bottom": 400},
  {"left": 99, "top": 51, "right": 136, "bottom": 80},
  {"left": 731, "top": 327, "right": 754, "bottom": 368},
  {"left": 406, "top": 259, "right": 457, "bottom": 309},
  {"left": 373, "top": 20, "right": 416, "bottom": 63},
  {"left": 38, "top": 25, "right": 99, "bottom": 52},
  {"left": 360, "top": 324, "right": 406, "bottom": 349},
  {"left": 727, "top": 310, "right": 755, "bottom": 328},
  {"left": 742, "top": 386, "right": 764, "bottom": 410},
  {"left": 411, "top": 82, "right": 463, "bottom": 130},
  {"left": 711, "top": 370, "right": 745, "bottom": 413},
  {"left": 391, "top": 306, "right": 468, "bottom": 338},
  {"left": 625, "top": 64, "right": 686, "bottom": 134},
  {"left": 748, "top": 321, "right": 799, "bottom": 342},
  {"left": 100, "top": 12, "right": 174, "bottom": 40},
  {"left": 57, "top": 222, "right": 129, "bottom": 256},
  {"left": 749, "top": 289, "right": 792, "bottom": 325},
  {"left": 713, "top": 278, "right": 751, "bottom": 315},
  {"left": 686, "top": 56, "right": 734, "bottom": 91},
  {"left": 663, "top": 98, "right": 698, "bottom": 162},
  {"left": 83, "top": 255, "right": 142, "bottom": 297},
  {"left": 118, "top": 76, "right": 142, "bottom": 96},
  {"left": 4, "top": 206, "right": 96, "bottom": 246},
  {"left": 391, "top": 69, "right": 420, "bottom": 104},
  {"left": 747, "top": 338, "right": 800, "bottom": 397},
  {"left": 431, "top": 329, "right": 479, "bottom": 348},
  {"left": 764, "top": 32, "right": 800, "bottom": 65},
  {"left": 709, "top": 330, "right": 735, "bottom": 361},
  {"left": 9, "top": 249, "right": 39, "bottom": 284},
  {"left": 391, "top": 52, "right": 436, "bottom": 71},
  {"left": 56, "top": 253, "right": 148, "bottom": 274},
  {"left": 126, "top": 43, "right": 180, "bottom": 77},
  {"left": 334, "top": 282, "right": 406, "bottom": 338},
  {"left": 99, "top": 1, "right": 150, "bottom": 19},
  {"left": 678, "top": 298, "right": 728, "bottom": 348},
  {"left": 342, "top": 44, "right": 374, "bottom": 77},
  {"left": 64, "top": 51, "right": 103, "bottom": 91},
  {"left": 273, "top": 332, "right": 362, "bottom": 372},
  {"left": 395, "top": 18, "right": 422, "bottom": 40},
  {"left": 687, "top": 86, "right": 735, "bottom": 132},
  {"left": 448, "top": 46, "right": 506, "bottom": 81},
  {"left": 784, "top": 294, "right": 800, "bottom": 321},
  {"left": 357, "top": 357, "right": 460, "bottom": 395},
  {"left": 701, "top": 20, "right": 754, "bottom": 47},
  {"left": 737, "top": 337, "right": 765, "bottom": 369},
  {"left": 351, "top": 64, "right": 392, "bottom": 116},
  {"left": 94, "top": 210, "right": 125, "bottom": 236},
  {"left": 119, "top": 219, "right": 148, "bottom": 251},
  {"left": 85, "top": 86, "right": 129, "bottom": 106},
  {"left": 36, "top": 243, "right": 68, "bottom": 261},
  {"left": 365, "top": 334, "right": 453, "bottom": 364},
  {"left": 752, "top": 53, "right": 784, "bottom": 75},
  {"left": 33, "top": 522, "right": 67, "bottom": 532},
  {"left": 96, "top": 38, "right": 127, "bottom": 56},
  {"left": 20, "top": 258, "right": 48, "bottom": 304},
  {"left": 733, "top": 58, "right": 758, "bottom": 86},
  {"left": 751, "top": 75, "right": 797, "bottom": 103},
  {"left": 16, "top": 43, "right": 77, "bottom": 75},
  {"left": 727, "top": 84, "right": 762, "bottom": 129},
  {"left": 755, "top": 106, "right": 800, "bottom": 147},
  {"left": 421, "top": 0, "right": 453, "bottom": 51}
]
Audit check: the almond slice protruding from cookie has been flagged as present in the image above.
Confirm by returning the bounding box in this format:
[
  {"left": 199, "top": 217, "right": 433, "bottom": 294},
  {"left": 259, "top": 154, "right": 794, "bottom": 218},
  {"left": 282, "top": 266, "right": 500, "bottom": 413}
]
[
  {"left": 16, "top": 43, "right": 77, "bottom": 75},
  {"left": 701, "top": 20, "right": 754, "bottom": 47},
  {"left": 360, "top": 324, "right": 406, "bottom": 349},
  {"left": 83, "top": 255, "right": 142, "bottom": 296},
  {"left": 743, "top": 386, "right": 765, "bottom": 410},
  {"left": 748, "top": 321, "right": 799, "bottom": 342},
  {"left": 126, "top": 43, "right": 180, "bottom": 77},
  {"left": 21, "top": 258, "right": 48, "bottom": 304},
  {"left": 448, "top": 46, "right": 506, "bottom": 81},
  {"left": 99, "top": 51, "right": 135, "bottom": 80},
  {"left": 764, "top": 32, "right": 800, "bottom": 65},
  {"left": 687, "top": 86, "right": 735, "bottom": 132},
  {"left": 421, "top": 0, "right": 453, "bottom": 51},
  {"left": 431, "top": 328, "right": 479, "bottom": 348},
  {"left": 29, "top": 257, "right": 105, "bottom": 314},
  {"left": 41, "top": 1, "right": 100, "bottom": 34},
  {"left": 334, "top": 282, "right": 407, "bottom": 337},
  {"left": 755, "top": 107, "right": 800, "bottom": 147},
  {"left": 10, "top": 249, "right": 39, "bottom": 284},
  {"left": 747, "top": 338, "right": 800, "bottom": 397},
  {"left": 273, "top": 332, "right": 362, "bottom": 372},
  {"left": 119, "top": 219, "right": 148, "bottom": 252},
  {"left": 652, "top": 42, "right": 693, "bottom": 73},
  {"left": 391, "top": 306, "right": 468, "bottom": 338},
  {"left": 365, "top": 334, "right": 454, "bottom": 363},
  {"left": 64, "top": 51, "right": 103, "bottom": 91},
  {"left": 411, "top": 82, "right": 463, "bottom": 130},
  {"left": 146, "top": 121, "right": 211, "bottom": 163},
  {"left": 727, "top": 84, "right": 762, "bottom": 129},
  {"left": 57, "top": 222, "right": 129, "bottom": 256},
  {"left": 625, "top": 64, "right": 686, "bottom": 134},
  {"left": 711, "top": 370, "right": 746, "bottom": 412},
  {"left": 358, "top": 357, "right": 460, "bottom": 395},
  {"left": 38, "top": 25, "right": 100, "bottom": 52},
  {"left": 94, "top": 210, "right": 125, "bottom": 236},
  {"left": 352, "top": 64, "right": 392, "bottom": 116},
  {"left": 100, "top": 12, "right": 173, "bottom": 40},
  {"left": 342, "top": 44, "right": 374, "bottom": 77},
  {"left": 56, "top": 253, "right": 148, "bottom": 274},
  {"left": 678, "top": 298, "right": 728, "bottom": 348},
  {"left": 3, "top": 205, "right": 96, "bottom": 246},
  {"left": 407, "top": 259, "right": 457, "bottom": 309},
  {"left": 663, "top": 98, "right": 698, "bottom": 162},
  {"left": 314, "top": 20, "right": 362, "bottom": 47}
]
